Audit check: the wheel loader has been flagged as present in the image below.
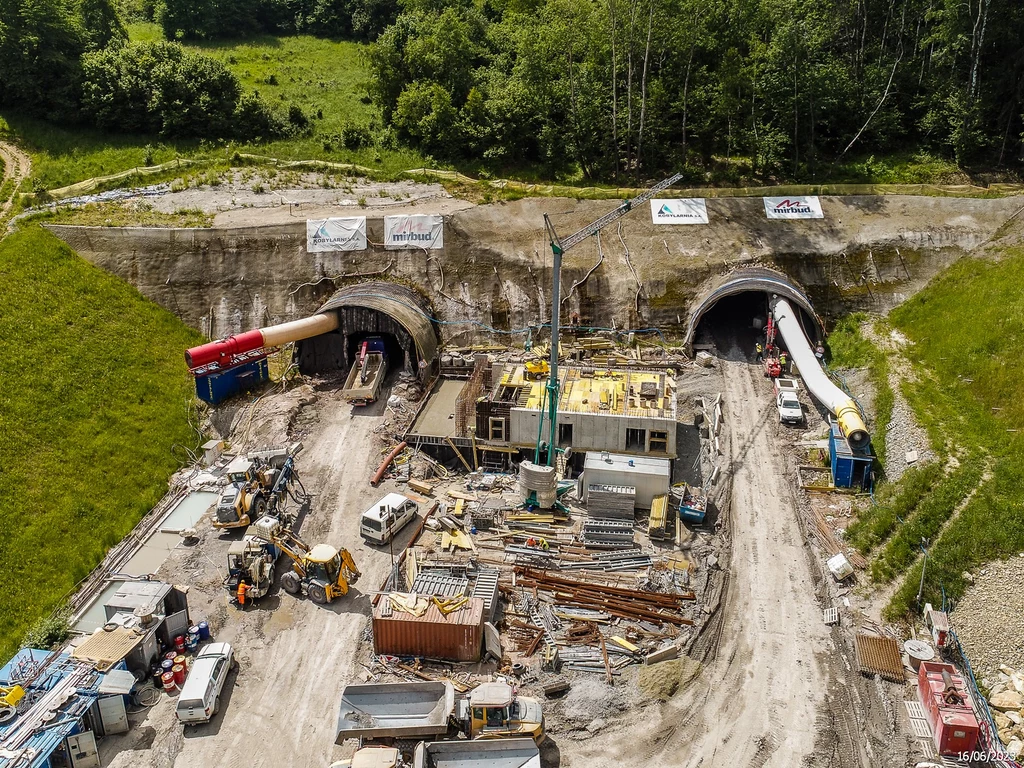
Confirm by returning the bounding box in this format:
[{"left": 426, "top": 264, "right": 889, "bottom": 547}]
[
  {"left": 251, "top": 519, "right": 360, "bottom": 605},
  {"left": 213, "top": 444, "right": 306, "bottom": 530}
]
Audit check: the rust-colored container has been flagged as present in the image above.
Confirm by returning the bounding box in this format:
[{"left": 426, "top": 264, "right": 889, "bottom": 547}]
[{"left": 372, "top": 596, "right": 485, "bottom": 662}]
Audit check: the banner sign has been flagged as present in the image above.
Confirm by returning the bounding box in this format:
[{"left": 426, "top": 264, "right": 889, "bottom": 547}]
[
  {"left": 763, "top": 196, "right": 824, "bottom": 220},
  {"left": 650, "top": 198, "right": 709, "bottom": 224},
  {"left": 306, "top": 217, "right": 367, "bottom": 252},
  {"left": 384, "top": 214, "right": 444, "bottom": 250}
]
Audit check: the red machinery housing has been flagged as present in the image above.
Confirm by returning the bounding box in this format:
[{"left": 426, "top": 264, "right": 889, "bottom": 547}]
[{"left": 918, "top": 661, "right": 980, "bottom": 756}]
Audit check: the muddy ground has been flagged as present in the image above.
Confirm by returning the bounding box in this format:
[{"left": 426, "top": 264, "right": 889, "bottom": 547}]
[{"left": 93, "top": 331, "right": 923, "bottom": 768}]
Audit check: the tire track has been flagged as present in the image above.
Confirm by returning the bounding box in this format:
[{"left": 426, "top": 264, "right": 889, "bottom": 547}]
[{"left": 0, "top": 139, "right": 30, "bottom": 230}]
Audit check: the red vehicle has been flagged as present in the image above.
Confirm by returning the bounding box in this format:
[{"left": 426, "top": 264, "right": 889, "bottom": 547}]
[{"left": 917, "top": 661, "right": 980, "bottom": 756}]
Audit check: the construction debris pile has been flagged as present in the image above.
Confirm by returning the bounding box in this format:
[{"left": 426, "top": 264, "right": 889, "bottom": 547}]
[{"left": 357, "top": 446, "right": 724, "bottom": 721}]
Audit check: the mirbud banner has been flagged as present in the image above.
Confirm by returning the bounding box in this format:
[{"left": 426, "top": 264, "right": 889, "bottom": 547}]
[
  {"left": 384, "top": 214, "right": 444, "bottom": 249},
  {"left": 763, "top": 196, "right": 824, "bottom": 219}
]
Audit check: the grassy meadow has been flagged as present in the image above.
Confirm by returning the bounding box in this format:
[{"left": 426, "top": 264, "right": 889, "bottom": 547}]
[
  {"left": 0, "top": 32, "right": 429, "bottom": 194},
  {"left": 0, "top": 227, "right": 202, "bottom": 657},
  {"left": 840, "top": 249, "right": 1024, "bottom": 618}
]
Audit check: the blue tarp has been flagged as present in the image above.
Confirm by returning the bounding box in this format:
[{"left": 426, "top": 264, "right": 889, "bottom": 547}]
[{"left": 0, "top": 649, "right": 103, "bottom": 768}]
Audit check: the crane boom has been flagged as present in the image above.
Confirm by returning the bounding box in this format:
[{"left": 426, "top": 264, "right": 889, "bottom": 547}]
[
  {"left": 534, "top": 172, "right": 683, "bottom": 469},
  {"left": 545, "top": 173, "right": 684, "bottom": 255}
]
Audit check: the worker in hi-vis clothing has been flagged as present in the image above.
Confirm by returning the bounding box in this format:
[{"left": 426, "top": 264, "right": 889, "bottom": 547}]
[{"left": 236, "top": 580, "right": 251, "bottom": 609}]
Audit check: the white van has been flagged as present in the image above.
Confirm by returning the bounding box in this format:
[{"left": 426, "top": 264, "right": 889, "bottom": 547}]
[
  {"left": 176, "top": 642, "right": 234, "bottom": 725},
  {"left": 360, "top": 493, "right": 418, "bottom": 544}
]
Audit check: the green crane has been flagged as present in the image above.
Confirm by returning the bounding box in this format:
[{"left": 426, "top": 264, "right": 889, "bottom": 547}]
[{"left": 536, "top": 173, "right": 684, "bottom": 466}]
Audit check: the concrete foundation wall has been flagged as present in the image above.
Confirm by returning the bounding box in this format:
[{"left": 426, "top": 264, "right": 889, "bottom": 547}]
[
  {"left": 46, "top": 195, "right": 1021, "bottom": 344},
  {"left": 509, "top": 408, "right": 677, "bottom": 458}
]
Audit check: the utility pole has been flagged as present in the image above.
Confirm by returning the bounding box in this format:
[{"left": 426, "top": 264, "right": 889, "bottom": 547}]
[{"left": 915, "top": 537, "right": 930, "bottom": 608}]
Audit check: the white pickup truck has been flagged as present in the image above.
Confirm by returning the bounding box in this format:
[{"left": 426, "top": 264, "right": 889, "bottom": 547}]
[{"left": 774, "top": 377, "right": 804, "bottom": 424}]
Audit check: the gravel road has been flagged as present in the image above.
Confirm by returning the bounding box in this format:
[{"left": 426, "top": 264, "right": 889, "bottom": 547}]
[{"left": 99, "top": 385, "right": 402, "bottom": 768}]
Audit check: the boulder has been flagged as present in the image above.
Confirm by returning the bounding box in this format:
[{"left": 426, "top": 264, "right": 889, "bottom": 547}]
[
  {"left": 998, "top": 727, "right": 1014, "bottom": 746},
  {"left": 1007, "top": 711, "right": 1023, "bottom": 726},
  {"left": 991, "top": 682, "right": 1008, "bottom": 697},
  {"left": 991, "top": 690, "right": 1024, "bottom": 711},
  {"left": 1014, "top": 674, "right": 1024, "bottom": 695},
  {"left": 994, "top": 711, "right": 1011, "bottom": 730}
]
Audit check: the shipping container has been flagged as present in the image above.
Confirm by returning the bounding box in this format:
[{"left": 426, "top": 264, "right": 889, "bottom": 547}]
[
  {"left": 195, "top": 358, "right": 269, "bottom": 405},
  {"left": 373, "top": 596, "right": 484, "bottom": 662}
]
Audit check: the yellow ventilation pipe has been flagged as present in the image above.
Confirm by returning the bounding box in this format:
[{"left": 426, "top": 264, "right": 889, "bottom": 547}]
[{"left": 771, "top": 297, "right": 870, "bottom": 450}]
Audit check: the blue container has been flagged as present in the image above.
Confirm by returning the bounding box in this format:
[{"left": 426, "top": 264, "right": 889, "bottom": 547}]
[
  {"left": 161, "top": 659, "right": 174, "bottom": 673},
  {"left": 186, "top": 632, "right": 199, "bottom": 651},
  {"left": 198, "top": 621, "right": 211, "bottom": 641},
  {"left": 195, "top": 358, "right": 270, "bottom": 405}
]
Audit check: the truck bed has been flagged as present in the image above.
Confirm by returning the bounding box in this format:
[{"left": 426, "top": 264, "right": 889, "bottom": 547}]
[
  {"left": 413, "top": 739, "right": 541, "bottom": 768},
  {"left": 335, "top": 681, "right": 454, "bottom": 743},
  {"left": 343, "top": 352, "right": 386, "bottom": 403}
]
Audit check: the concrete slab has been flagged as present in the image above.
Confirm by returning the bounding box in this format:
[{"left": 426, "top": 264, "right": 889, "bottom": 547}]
[{"left": 410, "top": 379, "right": 468, "bottom": 437}]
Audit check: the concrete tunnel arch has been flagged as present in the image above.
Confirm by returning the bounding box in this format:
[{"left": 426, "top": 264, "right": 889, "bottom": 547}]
[
  {"left": 684, "top": 267, "right": 823, "bottom": 353},
  {"left": 296, "top": 281, "right": 441, "bottom": 380}
]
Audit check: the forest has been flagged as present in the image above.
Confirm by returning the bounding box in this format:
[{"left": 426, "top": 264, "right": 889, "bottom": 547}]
[{"left": 1, "top": 0, "right": 1023, "bottom": 182}]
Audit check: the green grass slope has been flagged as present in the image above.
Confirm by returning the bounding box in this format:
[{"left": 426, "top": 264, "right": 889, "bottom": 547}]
[
  {"left": 878, "top": 249, "right": 1024, "bottom": 617},
  {"left": 0, "top": 227, "right": 202, "bottom": 658}
]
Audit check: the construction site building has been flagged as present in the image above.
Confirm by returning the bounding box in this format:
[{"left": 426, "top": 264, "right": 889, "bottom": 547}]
[{"left": 475, "top": 364, "right": 678, "bottom": 459}]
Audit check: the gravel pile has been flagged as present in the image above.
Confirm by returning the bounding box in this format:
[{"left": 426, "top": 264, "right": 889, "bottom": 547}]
[
  {"left": 951, "top": 554, "right": 1024, "bottom": 679},
  {"left": 882, "top": 383, "right": 935, "bottom": 481}
]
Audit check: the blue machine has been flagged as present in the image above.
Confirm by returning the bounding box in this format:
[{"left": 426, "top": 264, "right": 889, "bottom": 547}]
[
  {"left": 194, "top": 355, "right": 270, "bottom": 405},
  {"left": 829, "top": 421, "right": 873, "bottom": 489}
]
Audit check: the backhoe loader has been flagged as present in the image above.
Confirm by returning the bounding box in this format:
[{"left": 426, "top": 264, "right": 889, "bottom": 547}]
[{"left": 252, "top": 519, "right": 360, "bottom": 605}]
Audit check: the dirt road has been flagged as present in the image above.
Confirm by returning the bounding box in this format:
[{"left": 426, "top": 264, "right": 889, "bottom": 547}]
[
  {"left": 101, "top": 386, "right": 404, "bottom": 768},
  {"left": 563, "top": 350, "right": 840, "bottom": 768},
  {"left": 0, "top": 140, "right": 30, "bottom": 226}
]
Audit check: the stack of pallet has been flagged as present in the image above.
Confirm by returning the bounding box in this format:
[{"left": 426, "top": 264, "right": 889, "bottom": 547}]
[
  {"left": 586, "top": 484, "right": 636, "bottom": 520},
  {"left": 581, "top": 519, "right": 635, "bottom": 548}
]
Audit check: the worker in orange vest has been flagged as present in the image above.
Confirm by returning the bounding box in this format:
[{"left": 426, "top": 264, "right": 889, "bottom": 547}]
[{"left": 236, "top": 580, "right": 251, "bottom": 609}]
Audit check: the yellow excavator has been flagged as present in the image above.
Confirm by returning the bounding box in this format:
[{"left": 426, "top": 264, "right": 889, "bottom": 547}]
[{"left": 253, "top": 519, "right": 360, "bottom": 605}]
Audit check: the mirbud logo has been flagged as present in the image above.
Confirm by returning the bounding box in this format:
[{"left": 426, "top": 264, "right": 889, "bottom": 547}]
[
  {"left": 773, "top": 199, "right": 812, "bottom": 214},
  {"left": 763, "top": 196, "right": 824, "bottom": 219}
]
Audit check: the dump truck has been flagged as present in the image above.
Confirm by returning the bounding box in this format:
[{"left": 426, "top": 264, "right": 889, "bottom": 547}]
[
  {"left": 329, "top": 740, "right": 540, "bottom": 768},
  {"left": 343, "top": 337, "right": 388, "bottom": 405},
  {"left": 774, "top": 377, "right": 804, "bottom": 424},
  {"left": 214, "top": 443, "right": 305, "bottom": 530},
  {"left": 334, "top": 681, "right": 544, "bottom": 747},
  {"left": 224, "top": 515, "right": 283, "bottom": 601},
  {"left": 414, "top": 739, "right": 540, "bottom": 768}
]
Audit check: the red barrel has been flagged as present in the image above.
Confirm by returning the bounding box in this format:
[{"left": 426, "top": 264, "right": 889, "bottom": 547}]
[
  {"left": 174, "top": 635, "right": 185, "bottom": 652},
  {"left": 161, "top": 672, "right": 176, "bottom": 693},
  {"left": 164, "top": 651, "right": 177, "bottom": 661},
  {"left": 172, "top": 664, "right": 185, "bottom": 685},
  {"left": 174, "top": 655, "right": 188, "bottom": 674}
]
